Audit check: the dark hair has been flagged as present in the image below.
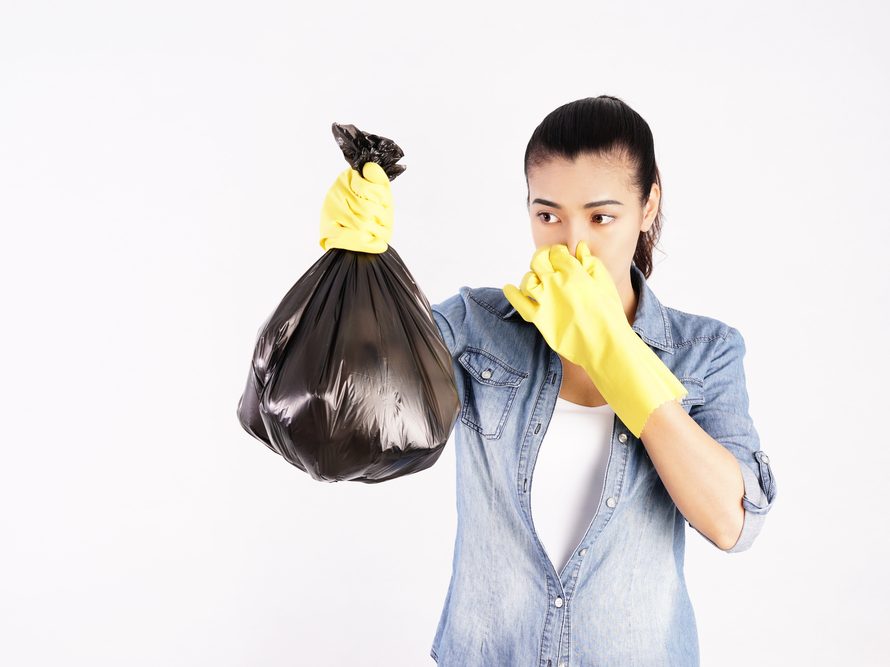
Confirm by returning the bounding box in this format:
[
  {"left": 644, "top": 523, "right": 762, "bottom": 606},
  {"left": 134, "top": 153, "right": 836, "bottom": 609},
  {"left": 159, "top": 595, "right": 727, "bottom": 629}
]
[{"left": 524, "top": 95, "right": 664, "bottom": 278}]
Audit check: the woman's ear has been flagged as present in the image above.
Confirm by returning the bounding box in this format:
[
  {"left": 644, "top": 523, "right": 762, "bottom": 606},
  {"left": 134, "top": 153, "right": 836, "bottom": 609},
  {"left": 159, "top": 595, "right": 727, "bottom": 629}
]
[{"left": 640, "top": 183, "right": 660, "bottom": 233}]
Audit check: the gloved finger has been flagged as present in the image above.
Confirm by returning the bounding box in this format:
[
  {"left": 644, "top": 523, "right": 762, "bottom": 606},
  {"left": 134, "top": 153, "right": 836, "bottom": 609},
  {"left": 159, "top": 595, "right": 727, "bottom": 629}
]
[
  {"left": 503, "top": 283, "right": 539, "bottom": 323},
  {"left": 345, "top": 165, "right": 393, "bottom": 223},
  {"left": 319, "top": 170, "right": 353, "bottom": 245},
  {"left": 530, "top": 244, "right": 557, "bottom": 277},
  {"left": 549, "top": 243, "right": 582, "bottom": 275},
  {"left": 519, "top": 269, "right": 544, "bottom": 301},
  {"left": 577, "top": 245, "right": 624, "bottom": 310},
  {"left": 320, "top": 170, "right": 366, "bottom": 231},
  {"left": 348, "top": 163, "right": 393, "bottom": 206},
  {"left": 361, "top": 161, "right": 389, "bottom": 185},
  {"left": 346, "top": 193, "right": 394, "bottom": 233},
  {"left": 574, "top": 240, "right": 603, "bottom": 277}
]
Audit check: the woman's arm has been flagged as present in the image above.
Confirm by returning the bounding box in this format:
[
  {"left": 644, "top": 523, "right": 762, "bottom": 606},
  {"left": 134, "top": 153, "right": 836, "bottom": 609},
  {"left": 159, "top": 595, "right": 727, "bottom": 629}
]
[
  {"left": 641, "top": 326, "right": 778, "bottom": 553},
  {"left": 640, "top": 400, "right": 746, "bottom": 550}
]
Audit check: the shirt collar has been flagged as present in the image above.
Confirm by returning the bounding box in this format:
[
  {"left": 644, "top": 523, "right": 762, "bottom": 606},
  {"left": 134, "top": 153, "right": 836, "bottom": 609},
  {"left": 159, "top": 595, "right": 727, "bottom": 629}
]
[{"left": 495, "top": 262, "right": 676, "bottom": 353}]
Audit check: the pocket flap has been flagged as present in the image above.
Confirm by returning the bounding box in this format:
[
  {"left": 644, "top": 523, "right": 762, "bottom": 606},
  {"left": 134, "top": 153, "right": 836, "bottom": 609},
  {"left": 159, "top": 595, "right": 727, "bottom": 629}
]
[
  {"left": 678, "top": 376, "right": 705, "bottom": 406},
  {"left": 458, "top": 347, "right": 528, "bottom": 387}
]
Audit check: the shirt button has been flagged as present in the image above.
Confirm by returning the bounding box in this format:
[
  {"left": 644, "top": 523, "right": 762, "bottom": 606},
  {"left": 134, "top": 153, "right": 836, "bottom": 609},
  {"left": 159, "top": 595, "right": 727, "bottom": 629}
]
[
  {"left": 554, "top": 597, "right": 563, "bottom": 607},
  {"left": 579, "top": 548, "right": 587, "bottom": 556},
  {"left": 606, "top": 497, "right": 617, "bottom": 508},
  {"left": 481, "top": 369, "right": 492, "bottom": 379},
  {"left": 761, "top": 453, "right": 770, "bottom": 464},
  {"left": 618, "top": 433, "right": 628, "bottom": 444}
]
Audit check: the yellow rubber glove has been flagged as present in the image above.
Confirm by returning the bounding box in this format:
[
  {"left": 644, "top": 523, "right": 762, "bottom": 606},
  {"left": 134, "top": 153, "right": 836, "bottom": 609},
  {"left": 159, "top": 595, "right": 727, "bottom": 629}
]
[
  {"left": 319, "top": 161, "right": 393, "bottom": 253},
  {"left": 503, "top": 241, "right": 688, "bottom": 438}
]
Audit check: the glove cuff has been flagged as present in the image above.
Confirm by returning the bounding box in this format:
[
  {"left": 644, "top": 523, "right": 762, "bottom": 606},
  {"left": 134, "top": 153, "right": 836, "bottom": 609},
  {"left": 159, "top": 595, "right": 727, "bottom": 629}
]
[{"left": 582, "top": 328, "right": 688, "bottom": 438}]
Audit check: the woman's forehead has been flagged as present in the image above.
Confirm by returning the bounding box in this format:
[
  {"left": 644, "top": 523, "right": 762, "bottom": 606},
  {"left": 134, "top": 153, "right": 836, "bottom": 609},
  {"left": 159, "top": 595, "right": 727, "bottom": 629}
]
[{"left": 528, "top": 158, "right": 634, "bottom": 200}]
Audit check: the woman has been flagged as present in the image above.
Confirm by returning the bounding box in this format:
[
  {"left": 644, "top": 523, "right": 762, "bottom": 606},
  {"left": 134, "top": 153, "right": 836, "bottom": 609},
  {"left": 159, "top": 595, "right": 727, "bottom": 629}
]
[{"left": 320, "top": 95, "right": 778, "bottom": 667}]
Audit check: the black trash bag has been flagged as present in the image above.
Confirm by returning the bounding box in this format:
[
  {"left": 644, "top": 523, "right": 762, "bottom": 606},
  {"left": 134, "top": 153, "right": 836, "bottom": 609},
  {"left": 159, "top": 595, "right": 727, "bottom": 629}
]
[{"left": 236, "top": 122, "right": 460, "bottom": 483}]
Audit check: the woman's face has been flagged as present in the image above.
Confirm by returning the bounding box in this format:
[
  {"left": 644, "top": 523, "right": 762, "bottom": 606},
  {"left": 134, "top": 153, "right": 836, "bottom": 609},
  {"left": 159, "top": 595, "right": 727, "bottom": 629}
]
[{"left": 526, "top": 152, "right": 659, "bottom": 289}]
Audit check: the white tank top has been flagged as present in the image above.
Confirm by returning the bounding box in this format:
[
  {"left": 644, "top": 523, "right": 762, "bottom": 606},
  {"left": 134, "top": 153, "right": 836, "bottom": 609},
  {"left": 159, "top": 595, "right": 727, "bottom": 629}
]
[{"left": 531, "top": 395, "right": 615, "bottom": 573}]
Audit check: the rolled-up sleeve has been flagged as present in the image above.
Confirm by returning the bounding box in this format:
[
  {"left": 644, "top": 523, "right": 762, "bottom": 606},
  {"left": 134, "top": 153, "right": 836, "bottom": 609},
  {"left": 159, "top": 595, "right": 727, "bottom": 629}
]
[{"left": 688, "top": 326, "right": 778, "bottom": 553}]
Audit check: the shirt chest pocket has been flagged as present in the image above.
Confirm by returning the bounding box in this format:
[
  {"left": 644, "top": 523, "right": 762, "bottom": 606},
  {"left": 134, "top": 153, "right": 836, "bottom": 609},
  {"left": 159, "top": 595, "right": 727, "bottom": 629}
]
[{"left": 458, "top": 346, "right": 528, "bottom": 439}]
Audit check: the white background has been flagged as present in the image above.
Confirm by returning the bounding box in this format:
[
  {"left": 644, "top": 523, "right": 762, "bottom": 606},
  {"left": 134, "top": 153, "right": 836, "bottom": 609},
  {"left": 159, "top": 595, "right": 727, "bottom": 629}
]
[{"left": 2, "top": 1, "right": 888, "bottom": 665}]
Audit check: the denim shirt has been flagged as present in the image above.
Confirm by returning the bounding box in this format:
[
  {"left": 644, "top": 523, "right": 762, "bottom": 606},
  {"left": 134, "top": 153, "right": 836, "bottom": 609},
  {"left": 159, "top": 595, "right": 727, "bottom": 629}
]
[{"left": 427, "top": 262, "right": 778, "bottom": 667}]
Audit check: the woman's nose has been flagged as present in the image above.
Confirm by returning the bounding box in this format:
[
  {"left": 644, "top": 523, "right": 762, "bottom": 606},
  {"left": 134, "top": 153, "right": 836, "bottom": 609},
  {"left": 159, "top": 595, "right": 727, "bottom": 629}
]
[{"left": 564, "top": 238, "right": 584, "bottom": 258}]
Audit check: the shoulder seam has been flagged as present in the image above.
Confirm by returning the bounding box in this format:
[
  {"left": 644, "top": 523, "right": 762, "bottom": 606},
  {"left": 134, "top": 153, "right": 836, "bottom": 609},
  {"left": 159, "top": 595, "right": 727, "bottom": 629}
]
[{"left": 466, "top": 291, "right": 506, "bottom": 318}]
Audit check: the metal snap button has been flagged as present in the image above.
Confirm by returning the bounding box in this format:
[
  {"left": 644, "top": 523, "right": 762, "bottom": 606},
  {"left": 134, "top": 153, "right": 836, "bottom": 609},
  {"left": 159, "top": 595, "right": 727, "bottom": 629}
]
[
  {"left": 481, "top": 368, "right": 493, "bottom": 380},
  {"left": 554, "top": 596, "right": 563, "bottom": 607},
  {"left": 618, "top": 433, "right": 628, "bottom": 444},
  {"left": 606, "top": 497, "right": 617, "bottom": 508},
  {"left": 761, "top": 453, "right": 770, "bottom": 464}
]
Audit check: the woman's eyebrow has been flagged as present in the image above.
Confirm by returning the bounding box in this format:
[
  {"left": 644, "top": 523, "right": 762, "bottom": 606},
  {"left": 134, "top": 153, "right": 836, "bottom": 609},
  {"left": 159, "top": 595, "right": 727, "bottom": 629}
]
[{"left": 531, "top": 198, "right": 624, "bottom": 209}]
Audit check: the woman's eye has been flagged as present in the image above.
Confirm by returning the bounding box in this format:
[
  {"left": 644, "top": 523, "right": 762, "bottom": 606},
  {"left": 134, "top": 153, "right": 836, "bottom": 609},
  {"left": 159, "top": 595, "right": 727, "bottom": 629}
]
[{"left": 536, "top": 212, "right": 616, "bottom": 225}]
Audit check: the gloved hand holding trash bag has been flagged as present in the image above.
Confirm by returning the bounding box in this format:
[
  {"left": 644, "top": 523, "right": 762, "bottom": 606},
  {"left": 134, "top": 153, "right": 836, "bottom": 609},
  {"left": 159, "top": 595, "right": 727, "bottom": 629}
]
[{"left": 236, "top": 122, "right": 460, "bottom": 483}]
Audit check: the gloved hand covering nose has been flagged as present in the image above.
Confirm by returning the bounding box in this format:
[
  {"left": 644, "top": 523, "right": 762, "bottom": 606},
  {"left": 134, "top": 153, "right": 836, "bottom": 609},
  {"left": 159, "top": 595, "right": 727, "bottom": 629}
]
[
  {"left": 319, "top": 160, "right": 394, "bottom": 253},
  {"left": 502, "top": 241, "right": 688, "bottom": 438}
]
